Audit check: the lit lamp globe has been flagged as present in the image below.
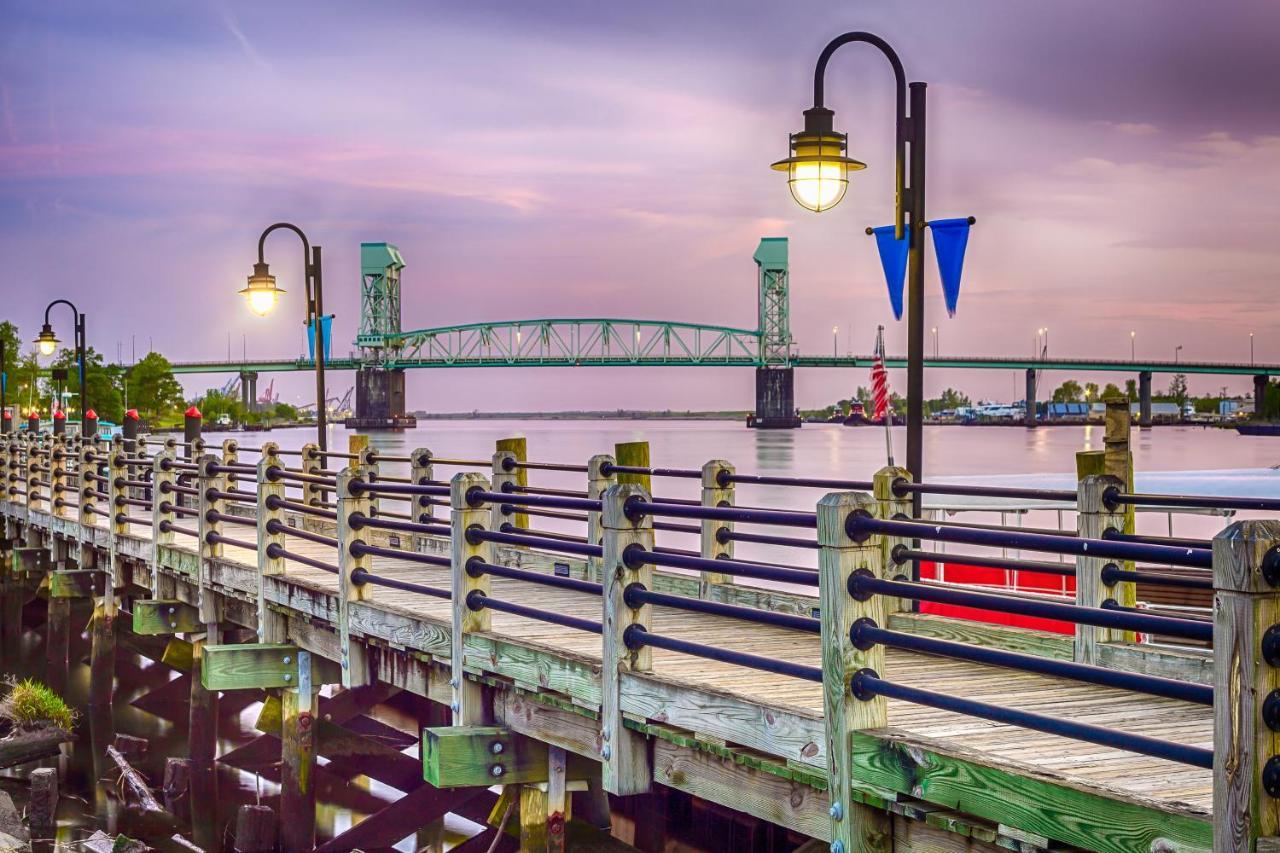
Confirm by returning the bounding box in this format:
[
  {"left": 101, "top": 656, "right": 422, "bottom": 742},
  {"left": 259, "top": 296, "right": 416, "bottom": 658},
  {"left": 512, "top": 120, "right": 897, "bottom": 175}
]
[
  {"left": 240, "top": 262, "right": 283, "bottom": 317},
  {"left": 33, "top": 324, "right": 60, "bottom": 358},
  {"left": 771, "top": 107, "right": 865, "bottom": 212}
]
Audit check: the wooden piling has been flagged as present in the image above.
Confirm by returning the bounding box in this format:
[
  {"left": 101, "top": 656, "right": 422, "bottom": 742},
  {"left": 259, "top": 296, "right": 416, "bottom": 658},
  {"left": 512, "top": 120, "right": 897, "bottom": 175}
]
[
  {"left": 233, "top": 804, "right": 277, "bottom": 852},
  {"left": 280, "top": 664, "right": 318, "bottom": 853},
  {"left": 698, "top": 460, "right": 734, "bottom": 597},
  {"left": 337, "top": 466, "right": 373, "bottom": 687},
  {"left": 1075, "top": 474, "right": 1128, "bottom": 665},
  {"left": 613, "top": 441, "right": 650, "bottom": 491},
  {"left": 28, "top": 766, "right": 58, "bottom": 839},
  {"left": 873, "top": 466, "right": 913, "bottom": 614},
  {"left": 411, "top": 448, "right": 435, "bottom": 544},
  {"left": 162, "top": 757, "right": 193, "bottom": 822},
  {"left": 450, "top": 472, "right": 492, "bottom": 724},
  {"left": 189, "top": 635, "right": 220, "bottom": 852},
  {"left": 88, "top": 580, "right": 118, "bottom": 811},
  {"left": 256, "top": 447, "right": 287, "bottom": 643},
  {"left": 586, "top": 454, "right": 615, "bottom": 584},
  {"left": 496, "top": 437, "right": 528, "bottom": 528},
  {"left": 45, "top": 596, "right": 70, "bottom": 695}
]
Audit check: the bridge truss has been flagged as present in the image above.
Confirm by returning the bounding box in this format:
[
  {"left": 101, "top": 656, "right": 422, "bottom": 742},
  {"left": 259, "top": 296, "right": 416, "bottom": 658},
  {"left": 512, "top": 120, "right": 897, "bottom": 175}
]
[{"left": 377, "top": 318, "right": 762, "bottom": 368}]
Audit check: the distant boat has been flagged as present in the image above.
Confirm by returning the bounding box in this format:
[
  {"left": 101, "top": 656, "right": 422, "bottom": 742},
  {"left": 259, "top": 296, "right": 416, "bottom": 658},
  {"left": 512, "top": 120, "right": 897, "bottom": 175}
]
[{"left": 1236, "top": 423, "right": 1280, "bottom": 436}]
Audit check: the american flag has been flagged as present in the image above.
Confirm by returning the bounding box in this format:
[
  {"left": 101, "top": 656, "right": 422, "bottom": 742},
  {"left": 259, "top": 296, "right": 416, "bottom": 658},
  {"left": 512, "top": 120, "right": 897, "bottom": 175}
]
[{"left": 871, "top": 328, "right": 891, "bottom": 423}]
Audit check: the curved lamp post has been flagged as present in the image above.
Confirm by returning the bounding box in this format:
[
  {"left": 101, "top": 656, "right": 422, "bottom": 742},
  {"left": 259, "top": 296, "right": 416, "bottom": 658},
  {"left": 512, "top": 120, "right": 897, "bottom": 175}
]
[
  {"left": 33, "top": 299, "right": 87, "bottom": 419},
  {"left": 241, "top": 223, "right": 328, "bottom": 452},
  {"left": 774, "top": 32, "right": 927, "bottom": 506}
]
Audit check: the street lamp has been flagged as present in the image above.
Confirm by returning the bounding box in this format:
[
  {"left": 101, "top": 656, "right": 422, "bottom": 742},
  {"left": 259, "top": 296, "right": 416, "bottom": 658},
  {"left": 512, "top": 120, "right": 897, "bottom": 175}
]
[
  {"left": 1175, "top": 345, "right": 1183, "bottom": 364},
  {"left": 1130, "top": 330, "right": 1136, "bottom": 361},
  {"left": 1251, "top": 331, "right": 1255, "bottom": 365},
  {"left": 832, "top": 325, "right": 839, "bottom": 358},
  {"left": 776, "top": 32, "right": 928, "bottom": 499},
  {"left": 931, "top": 326, "right": 938, "bottom": 358},
  {"left": 33, "top": 300, "right": 87, "bottom": 418},
  {"left": 242, "top": 223, "right": 328, "bottom": 452}
]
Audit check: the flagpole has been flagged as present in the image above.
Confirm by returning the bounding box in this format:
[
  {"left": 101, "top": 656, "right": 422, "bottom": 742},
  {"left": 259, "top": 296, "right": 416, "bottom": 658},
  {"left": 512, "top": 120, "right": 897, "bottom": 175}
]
[{"left": 877, "top": 326, "right": 895, "bottom": 467}]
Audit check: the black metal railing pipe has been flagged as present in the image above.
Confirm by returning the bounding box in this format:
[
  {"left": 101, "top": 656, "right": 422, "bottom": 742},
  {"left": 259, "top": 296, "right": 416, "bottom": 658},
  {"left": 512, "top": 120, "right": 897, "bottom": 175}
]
[
  {"left": 351, "top": 567, "right": 450, "bottom": 599},
  {"left": 265, "top": 542, "right": 338, "bottom": 574},
  {"left": 627, "top": 499, "right": 818, "bottom": 529},
  {"left": 350, "top": 540, "right": 451, "bottom": 567},
  {"left": 1101, "top": 529, "right": 1211, "bottom": 550},
  {"left": 851, "top": 621, "right": 1211, "bottom": 705},
  {"left": 625, "top": 584, "right": 820, "bottom": 633},
  {"left": 347, "top": 480, "right": 451, "bottom": 498},
  {"left": 265, "top": 519, "right": 338, "bottom": 548},
  {"left": 893, "top": 478, "right": 1078, "bottom": 503},
  {"left": 466, "top": 590, "right": 602, "bottom": 634},
  {"left": 894, "top": 547, "right": 1075, "bottom": 577},
  {"left": 1100, "top": 565, "right": 1213, "bottom": 591},
  {"left": 1105, "top": 487, "right": 1280, "bottom": 513},
  {"left": 347, "top": 512, "right": 451, "bottom": 537},
  {"left": 467, "top": 560, "right": 603, "bottom": 595},
  {"left": 623, "top": 625, "right": 822, "bottom": 682},
  {"left": 631, "top": 548, "right": 817, "bottom": 587},
  {"left": 718, "top": 471, "right": 874, "bottom": 490},
  {"left": 850, "top": 574, "right": 1212, "bottom": 642},
  {"left": 468, "top": 490, "right": 600, "bottom": 513},
  {"left": 469, "top": 528, "right": 603, "bottom": 559},
  {"left": 600, "top": 463, "right": 701, "bottom": 480},
  {"left": 847, "top": 513, "right": 1212, "bottom": 569}
]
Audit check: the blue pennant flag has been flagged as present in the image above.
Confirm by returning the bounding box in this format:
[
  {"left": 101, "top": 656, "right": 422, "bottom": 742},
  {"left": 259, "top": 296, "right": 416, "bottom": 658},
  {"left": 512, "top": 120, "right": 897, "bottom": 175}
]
[
  {"left": 929, "top": 218, "right": 972, "bottom": 317},
  {"left": 306, "top": 314, "right": 334, "bottom": 361},
  {"left": 870, "top": 225, "right": 909, "bottom": 320}
]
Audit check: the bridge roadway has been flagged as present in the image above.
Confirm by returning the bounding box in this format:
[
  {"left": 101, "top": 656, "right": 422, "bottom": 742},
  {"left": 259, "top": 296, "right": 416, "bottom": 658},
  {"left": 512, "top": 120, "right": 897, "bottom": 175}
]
[
  {"left": 36, "top": 503, "right": 1214, "bottom": 849},
  {"left": 163, "top": 353, "right": 1280, "bottom": 377}
]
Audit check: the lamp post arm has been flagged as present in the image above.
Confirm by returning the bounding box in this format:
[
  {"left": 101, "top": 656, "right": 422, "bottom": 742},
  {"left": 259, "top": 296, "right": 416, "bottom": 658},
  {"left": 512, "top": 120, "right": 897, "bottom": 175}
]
[
  {"left": 256, "top": 222, "right": 312, "bottom": 271},
  {"left": 811, "top": 32, "right": 909, "bottom": 238},
  {"left": 43, "top": 299, "right": 80, "bottom": 328}
]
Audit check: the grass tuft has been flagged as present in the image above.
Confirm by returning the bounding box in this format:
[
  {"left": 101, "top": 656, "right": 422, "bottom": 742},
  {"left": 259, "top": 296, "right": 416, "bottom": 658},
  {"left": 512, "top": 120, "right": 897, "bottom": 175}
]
[{"left": 0, "top": 679, "right": 76, "bottom": 732}]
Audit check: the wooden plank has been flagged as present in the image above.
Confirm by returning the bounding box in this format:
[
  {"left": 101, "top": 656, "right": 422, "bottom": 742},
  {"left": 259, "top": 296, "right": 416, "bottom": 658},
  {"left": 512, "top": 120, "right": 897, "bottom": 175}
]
[
  {"left": 423, "top": 726, "right": 546, "bottom": 788},
  {"left": 132, "top": 599, "right": 202, "bottom": 635},
  {"left": 48, "top": 569, "right": 96, "bottom": 598},
  {"left": 849, "top": 730, "right": 1211, "bottom": 853}
]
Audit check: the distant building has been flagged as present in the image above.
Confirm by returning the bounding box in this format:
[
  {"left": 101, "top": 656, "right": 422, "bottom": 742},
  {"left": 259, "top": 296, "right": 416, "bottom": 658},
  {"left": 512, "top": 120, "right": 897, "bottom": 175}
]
[{"left": 1044, "top": 402, "right": 1090, "bottom": 421}]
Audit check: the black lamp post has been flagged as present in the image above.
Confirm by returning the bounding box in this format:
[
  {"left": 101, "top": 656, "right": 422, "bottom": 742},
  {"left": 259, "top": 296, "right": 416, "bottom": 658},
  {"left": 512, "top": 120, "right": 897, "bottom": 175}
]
[
  {"left": 775, "top": 32, "right": 927, "bottom": 508},
  {"left": 242, "top": 223, "right": 328, "bottom": 452},
  {"left": 33, "top": 300, "right": 87, "bottom": 420}
]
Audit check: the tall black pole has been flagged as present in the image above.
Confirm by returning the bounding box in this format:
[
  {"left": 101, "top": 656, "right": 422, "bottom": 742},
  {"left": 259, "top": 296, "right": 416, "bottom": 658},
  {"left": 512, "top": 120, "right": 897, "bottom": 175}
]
[
  {"left": 0, "top": 337, "right": 6, "bottom": 420},
  {"left": 310, "top": 246, "right": 328, "bottom": 452},
  {"left": 905, "top": 81, "right": 927, "bottom": 517},
  {"left": 76, "top": 312, "right": 87, "bottom": 419}
]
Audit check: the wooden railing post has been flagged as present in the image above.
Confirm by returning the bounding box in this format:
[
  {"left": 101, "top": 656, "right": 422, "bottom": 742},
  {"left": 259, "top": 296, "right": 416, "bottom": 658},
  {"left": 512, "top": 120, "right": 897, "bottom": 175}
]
[
  {"left": 50, "top": 436, "right": 67, "bottom": 520},
  {"left": 3, "top": 434, "right": 16, "bottom": 503},
  {"left": 197, "top": 453, "right": 227, "bottom": 625},
  {"left": 873, "top": 466, "right": 912, "bottom": 615},
  {"left": 256, "top": 447, "right": 286, "bottom": 643},
  {"left": 587, "top": 455, "right": 616, "bottom": 583},
  {"left": 817, "top": 491, "right": 890, "bottom": 853},
  {"left": 300, "top": 442, "right": 320, "bottom": 508},
  {"left": 411, "top": 448, "right": 434, "bottom": 548},
  {"left": 1212, "top": 519, "right": 1280, "bottom": 851},
  {"left": 600, "top": 482, "right": 653, "bottom": 796},
  {"left": 78, "top": 440, "right": 97, "bottom": 532},
  {"left": 450, "top": 472, "right": 492, "bottom": 724},
  {"left": 221, "top": 439, "right": 239, "bottom": 492},
  {"left": 1075, "top": 474, "right": 1128, "bottom": 665},
  {"left": 25, "top": 435, "right": 42, "bottom": 514},
  {"left": 337, "top": 466, "right": 373, "bottom": 687},
  {"left": 151, "top": 448, "right": 176, "bottom": 598},
  {"left": 699, "top": 460, "right": 734, "bottom": 598},
  {"left": 492, "top": 450, "right": 524, "bottom": 529}
]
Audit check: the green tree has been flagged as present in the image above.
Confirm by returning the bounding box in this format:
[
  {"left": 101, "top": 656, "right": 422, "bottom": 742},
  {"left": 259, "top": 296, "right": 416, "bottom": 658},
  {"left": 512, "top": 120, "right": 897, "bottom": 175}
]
[
  {"left": 50, "top": 346, "right": 123, "bottom": 422},
  {"left": 1084, "top": 382, "right": 1100, "bottom": 401},
  {"left": 1124, "top": 379, "right": 1137, "bottom": 399},
  {"left": 1168, "top": 374, "right": 1189, "bottom": 409},
  {"left": 1052, "top": 380, "right": 1083, "bottom": 403},
  {"left": 124, "top": 353, "right": 185, "bottom": 422},
  {"left": 1101, "top": 383, "right": 1123, "bottom": 400},
  {"left": 191, "top": 388, "right": 244, "bottom": 424},
  {"left": 271, "top": 401, "right": 299, "bottom": 421},
  {"left": 0, "top": 321, "right": 19, "bottom": 416}
]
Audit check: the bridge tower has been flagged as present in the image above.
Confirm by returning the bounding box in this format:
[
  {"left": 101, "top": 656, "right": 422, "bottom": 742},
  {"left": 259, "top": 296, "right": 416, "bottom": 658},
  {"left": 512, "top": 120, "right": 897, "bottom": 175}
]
[
  {"left": 345, "top": 243, "right": 417, "bottom": 429},
  {"left": 749, "top": 238, "right": 801, "bottom": 428}
]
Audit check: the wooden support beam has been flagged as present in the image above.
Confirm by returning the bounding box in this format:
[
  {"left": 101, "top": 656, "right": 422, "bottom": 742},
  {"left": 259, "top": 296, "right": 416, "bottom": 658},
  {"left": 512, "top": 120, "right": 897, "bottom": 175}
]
[
  {"left": 255, "top": 446, "right": 287, "bottom": 642},
  {"left": 1214, "top": 519, "right": 1280, "bottom": 852},
  {"left": 48, "top": 568, "right": 96, "bottom": 598},
  {"left": 451, "top": 471, "right": 492, "bottom": 724},
  {"left": 200, "top": 642, "right": 340, "bottom": 691},
  {"left": 424, "top": 725, "right": 550, "bottom": 788},
  {"left": 817, "top": 489, "right": 891, "bottom": 853},
  {"left": 132, "top": 599, "right": 202, "bottom": 634},
  {"left": 699, "top": 459, "right": 734, "bottom": 597},
  {"left": 601, "top": 482, "right": 653, "bottom": 796},
  {"left": 151, "top": 447, "right": 176, "bottom": 596},
  {"left": 11, "top": 545, "right": 48, "bottom": 575},
  {"left": 189, "top": 634, "right": 220, "bottom": 852},
  {"left": 873, "top": 466, "right": 912, "bottom": 615},
  {"left": 314, "top": 783, "right": 487, "bottom": 853},
  {"left": 411, "top": 447, "right": 435, "bottom": 547},
  {"left": 196, "top": 452, "right": 226, "bottom": 624},
  {"left": 281, "top": 654, "right": 318, "bottom": 853}
]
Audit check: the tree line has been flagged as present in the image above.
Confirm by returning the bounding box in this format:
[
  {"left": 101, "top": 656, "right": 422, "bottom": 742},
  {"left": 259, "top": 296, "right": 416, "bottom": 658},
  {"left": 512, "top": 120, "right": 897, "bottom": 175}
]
[{"left": 0, "top": 320, "right": 300, "bottom": 426}]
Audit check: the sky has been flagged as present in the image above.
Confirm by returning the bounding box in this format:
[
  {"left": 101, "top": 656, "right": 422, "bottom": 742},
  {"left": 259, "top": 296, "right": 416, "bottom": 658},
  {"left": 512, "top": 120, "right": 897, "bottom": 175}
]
[{"left": 2, "top": 1, "right": 1278, "bottom": 411}]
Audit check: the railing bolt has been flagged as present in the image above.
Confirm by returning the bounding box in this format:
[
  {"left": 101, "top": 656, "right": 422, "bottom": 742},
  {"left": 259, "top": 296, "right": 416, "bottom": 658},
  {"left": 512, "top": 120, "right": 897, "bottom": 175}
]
[
  {"left": 491, "top": 742, "right": 504, "bottom": 755},
  {"left": 601, "top": 745, "right": 612, "bottom": 760},
  {"left": 450, "top": 701, "right": 460, "bottom": 713},
  {"left": 828, "top": 802, "right": 843, "bottom": 821},
  {"left": 282, "top": 655, "right": 291, "bottom": 665},
  {"left": 830, "top": 842, "right": 845, "bottom": 853},
  {"left": 283, "top": 673, "right": 291, "bottom": 682},
  {"left": 450, "top": 677, "right": 460, "bottom": 688},
  {"left": 491, "top": 764, "right": 504, "bottom": 778}
]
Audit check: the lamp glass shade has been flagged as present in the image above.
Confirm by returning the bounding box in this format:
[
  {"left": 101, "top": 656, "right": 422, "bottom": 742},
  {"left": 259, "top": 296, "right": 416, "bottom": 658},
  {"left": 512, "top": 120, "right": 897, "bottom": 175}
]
[
  {"left": 34, "top": 328, "right": 60, "bottom": 357},
  {"left": 771, "top": 111, "right": 865, "bottom": 214},
  {"left": 240, "top": 265, "right": 283, "bottom": 317}
]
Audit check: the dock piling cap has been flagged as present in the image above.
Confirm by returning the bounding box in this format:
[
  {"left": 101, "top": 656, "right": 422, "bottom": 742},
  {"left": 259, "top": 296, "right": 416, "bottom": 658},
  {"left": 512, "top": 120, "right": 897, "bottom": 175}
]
[
  {"left": 53, "top": 410, "right": 66, "bottom": 420},
  {"left": 185, "top": 405, "right": 202, "bottom": 419},
  {"left": 84, "top": 409, "right": 97, "bottom": 420},
  {"left": 125, "top": 409, "right": 139, "bottom": 421},
  {"left": 1, "top": 410, "right": 9, "bottom": 420}
]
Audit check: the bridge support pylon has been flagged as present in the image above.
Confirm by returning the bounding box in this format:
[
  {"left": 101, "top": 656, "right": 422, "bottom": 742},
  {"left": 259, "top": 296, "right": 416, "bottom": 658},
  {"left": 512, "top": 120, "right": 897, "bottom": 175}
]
[
  {"left": 749, "top": 367, "right": 801, "bottom": 429},
  {"left": 1138, "top": 371, "right": 1152, "bottom": 427},
  {"left": 1255, "top": 374, "right": 1269, "bottom": 417},
  {"left": 345, "top": 367, "right": 416, "bottom": 430},
  {"left": 1024, "top": 369, "right": 1037, "bottom": 428},
  {"left": 239, "top": 371, "right": 258, "bottom": 414}
]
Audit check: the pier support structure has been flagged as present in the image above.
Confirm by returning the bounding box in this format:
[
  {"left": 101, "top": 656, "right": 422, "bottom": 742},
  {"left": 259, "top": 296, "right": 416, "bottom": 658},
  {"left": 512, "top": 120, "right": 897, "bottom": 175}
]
[
  {"left": 1138, "top": 371, "right": 1152, "bottom": 427},
  {"left": 1255, "top": 373, "right": 1269, "bottom": 417},
  {"left": 347, "top": 367, "right": 416, "bottom": 429},
  {"left": 1024, "top": 368, "right": 1037, "bottom": 428},
  {"left": 239, "top": 371, "right": 258, "bottom": 413}
]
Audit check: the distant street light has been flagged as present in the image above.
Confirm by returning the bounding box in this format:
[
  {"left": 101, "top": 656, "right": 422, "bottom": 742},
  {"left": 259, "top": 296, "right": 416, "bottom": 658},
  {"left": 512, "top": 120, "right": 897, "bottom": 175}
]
[
  {"left": 1251, "top": 331, "right": 1255, "bottom": 365},
  {"left": 1175, "top": 345, "right": 1183, "bottom": 364},
  {"left": 1130, "top": 330, "right": 1136, "bottom": 361},
  {"left": 931, "top": 326, "right": 938, "bottom": 358},
  {"left": 33, "top": 300, "right": 87, "bottom": 418},
  {"left": 832, "top": 325, "right": 839, "bottom": 358},
  {"left": 775, "top": 31, "right": 930, "bottom": 501},
  {"left": 242, "top": 222, "right": 328, "bottom": 451}
]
